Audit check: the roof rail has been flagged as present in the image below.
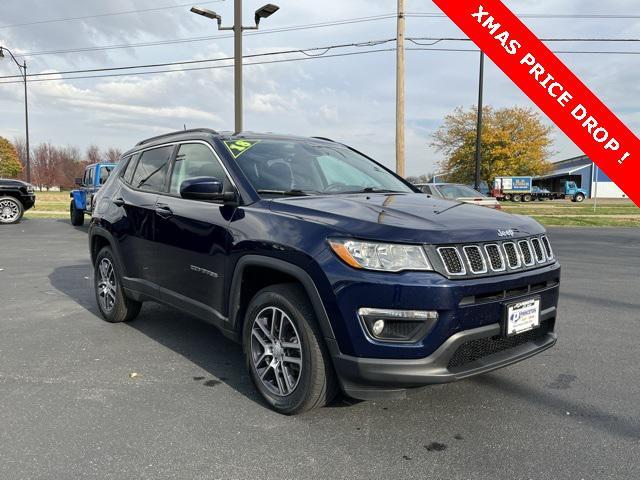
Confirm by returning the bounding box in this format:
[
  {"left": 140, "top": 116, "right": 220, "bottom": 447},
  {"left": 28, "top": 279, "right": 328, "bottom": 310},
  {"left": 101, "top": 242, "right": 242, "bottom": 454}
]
[
  {"left": 135, "top": 128, "right": 220, "bottom": 146},
  {"left": 310, "top": 136, "right": 336, "bottom": 143}
]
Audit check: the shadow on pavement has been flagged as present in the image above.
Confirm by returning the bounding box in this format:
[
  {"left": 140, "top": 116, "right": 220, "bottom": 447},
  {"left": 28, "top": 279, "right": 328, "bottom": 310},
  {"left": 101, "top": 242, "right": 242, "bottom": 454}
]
[
  {"left": 472, "top": 375, "right": 640, "bottom": 441},
  {"left": 48, "top": 263, "right": 267, "bottom": 410}
]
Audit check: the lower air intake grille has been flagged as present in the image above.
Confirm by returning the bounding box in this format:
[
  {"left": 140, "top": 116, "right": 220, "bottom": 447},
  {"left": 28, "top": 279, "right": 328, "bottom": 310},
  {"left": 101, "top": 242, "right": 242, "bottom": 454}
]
[
  {"left": 447, "top": 321, "right": 551, "bottom": 370},
  {"left": 438, "top": 247, "right": 465, "bottom": 275}
]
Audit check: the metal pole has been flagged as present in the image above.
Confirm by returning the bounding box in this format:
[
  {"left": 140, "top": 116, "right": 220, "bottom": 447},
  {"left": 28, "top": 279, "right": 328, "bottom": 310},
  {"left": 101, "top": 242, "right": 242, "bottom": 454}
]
[
  {"left": 395, "top": 0, "right": 405, "bottom": 177},
  {"left": 593, "top": 162, "right": 599, "bottom": 212},
  {"left": 234, "top": 0, "right": 243, "bottom": 133},
  {"left": 474, "top": 52, "right": 485, "bottom": 190},
  {"left": 23, "top": 60, "right": 30, "bottom": 184}
]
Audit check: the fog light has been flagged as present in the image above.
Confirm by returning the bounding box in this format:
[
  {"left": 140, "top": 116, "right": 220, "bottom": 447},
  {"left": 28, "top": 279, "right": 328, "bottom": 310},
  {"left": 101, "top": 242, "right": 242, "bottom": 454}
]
[
  {"left": 357, "top": 308, "right": 438, "bottom": 343},
  {"left": 372, "top": 319, "right": 385, "bottom": 336}
]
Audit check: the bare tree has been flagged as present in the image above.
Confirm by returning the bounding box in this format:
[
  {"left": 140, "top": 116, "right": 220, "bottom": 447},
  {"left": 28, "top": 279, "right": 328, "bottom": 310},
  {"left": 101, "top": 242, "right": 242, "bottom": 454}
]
[
  {"left": 85, "top": 145, "right": 101, "bottom": 165},
  {"left": 104, "top": 148, "right": 122, "bottom": 163}
]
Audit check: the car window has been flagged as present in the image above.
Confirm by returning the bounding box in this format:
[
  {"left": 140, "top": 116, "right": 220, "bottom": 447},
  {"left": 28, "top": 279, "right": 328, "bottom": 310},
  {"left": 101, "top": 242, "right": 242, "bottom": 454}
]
[
  {"left": 122, "top": 154, "right": 140, "bottom": 184},
  {"left": 99, "top": 166, "right": 114, "bottom": 185},
  {"left": 86, "top": 167, "right": 95, "bottom": 186},
  {"left": 130, "top": 146, "right": 174, "bottom": 192},
  {"left": 437, "top": 185, "right": 485, "bottom": 199},
  {"left": 232, "top": 139, "right": 413, "bottom": 195},
  {"left": 169, "top": 143, "right": 228, "bottom": 195}
]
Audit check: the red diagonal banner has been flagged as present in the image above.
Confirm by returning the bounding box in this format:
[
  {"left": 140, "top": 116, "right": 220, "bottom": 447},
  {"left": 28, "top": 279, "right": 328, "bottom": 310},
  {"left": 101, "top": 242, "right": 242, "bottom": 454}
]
[{"left": 433, "top": 0, "right": 640, "bottom": 206}]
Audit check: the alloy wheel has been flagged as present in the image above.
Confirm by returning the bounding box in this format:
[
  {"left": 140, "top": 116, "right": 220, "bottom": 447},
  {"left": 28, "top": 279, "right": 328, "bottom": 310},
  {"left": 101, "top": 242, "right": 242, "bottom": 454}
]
[
  {"left": 0, "top": 199, "right": 20, "bottom": 223},
  {"left": 97, "top": 258, "right": 117, "bottom": 313},
  {"left": 250, "top": 306, "right": 303, "bottom": 397}
]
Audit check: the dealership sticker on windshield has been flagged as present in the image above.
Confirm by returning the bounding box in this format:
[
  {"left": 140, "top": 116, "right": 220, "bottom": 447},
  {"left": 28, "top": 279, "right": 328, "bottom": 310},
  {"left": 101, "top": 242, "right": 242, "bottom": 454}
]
[
  {"left": 506, "top": 298, "right": 540, "bottom": 336},
  {"left": 432, "top": 0, "right": 640, "bottom": 206},
  {"left": 224, "top": 139, "right": 260, "bottom": 158}
]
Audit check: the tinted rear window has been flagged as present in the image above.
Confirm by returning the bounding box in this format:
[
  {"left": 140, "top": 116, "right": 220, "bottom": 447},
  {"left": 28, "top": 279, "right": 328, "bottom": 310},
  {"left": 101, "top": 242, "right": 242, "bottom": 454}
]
[{"left": 130, "top": 146, "right": 173, "bottom": 192}]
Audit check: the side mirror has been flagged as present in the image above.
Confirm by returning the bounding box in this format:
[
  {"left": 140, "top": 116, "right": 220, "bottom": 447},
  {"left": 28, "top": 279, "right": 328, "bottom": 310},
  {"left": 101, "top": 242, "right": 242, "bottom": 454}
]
[
  {"left": 180, "top": 177, "right": 238, "bottom": 205},
  {"left": 75, "top": 177, "right": 83, "bottom": 186}
]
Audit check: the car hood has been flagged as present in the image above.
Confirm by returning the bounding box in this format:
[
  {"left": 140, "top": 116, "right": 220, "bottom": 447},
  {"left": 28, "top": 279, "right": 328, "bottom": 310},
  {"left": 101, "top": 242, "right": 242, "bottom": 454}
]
[
  {"left": 269, "top": 193, "right": 543, "bottom": 244},
  {"left": 0, "top": 179, "right": 30, "bottom": 188}
]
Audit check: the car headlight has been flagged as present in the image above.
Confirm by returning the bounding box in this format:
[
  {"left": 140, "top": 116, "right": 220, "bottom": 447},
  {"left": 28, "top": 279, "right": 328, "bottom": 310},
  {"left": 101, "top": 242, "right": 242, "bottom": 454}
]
[
  {"left": 329, "top": 239, "right": 432, "bottom": 272},
  {"left": 26, "top": 185, "right": 34, "bottom": 193}
]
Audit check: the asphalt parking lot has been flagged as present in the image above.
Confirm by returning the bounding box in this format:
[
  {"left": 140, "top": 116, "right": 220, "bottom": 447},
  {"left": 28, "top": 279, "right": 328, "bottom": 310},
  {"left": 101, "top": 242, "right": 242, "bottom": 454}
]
[{"left": 0, "top": 219, "right": 638, "bottom": 480}]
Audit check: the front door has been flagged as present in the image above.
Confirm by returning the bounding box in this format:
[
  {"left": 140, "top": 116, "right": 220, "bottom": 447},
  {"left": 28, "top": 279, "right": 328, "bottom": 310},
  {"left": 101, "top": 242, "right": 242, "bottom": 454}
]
[{"left": 153, "top": 142, "right": 234, "bottom": 320}]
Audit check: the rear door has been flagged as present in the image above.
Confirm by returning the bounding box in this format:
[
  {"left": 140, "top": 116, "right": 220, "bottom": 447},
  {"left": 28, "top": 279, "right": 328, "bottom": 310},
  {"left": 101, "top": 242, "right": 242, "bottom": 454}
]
[
  {"left": 117, "top": 145, "right": 175, "bottom": 286},
  {"left": 153, "top": 141, "right": 235, "bottom": 320}
]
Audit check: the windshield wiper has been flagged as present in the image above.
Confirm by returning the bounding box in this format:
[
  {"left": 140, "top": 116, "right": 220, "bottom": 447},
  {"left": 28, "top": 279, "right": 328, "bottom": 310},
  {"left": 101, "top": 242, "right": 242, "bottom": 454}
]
[
  {"left": 346, "top": 187, "right": 405, "bottom": 194},
  {"left": 256, "top": 189, "right": 311, "bottom": 197}
]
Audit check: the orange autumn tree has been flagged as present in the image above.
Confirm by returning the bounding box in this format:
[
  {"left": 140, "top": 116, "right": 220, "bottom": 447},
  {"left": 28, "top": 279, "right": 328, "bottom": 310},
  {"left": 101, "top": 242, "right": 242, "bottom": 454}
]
[{"left": 432, "top": 106, "right": 553, "bottom": 183}]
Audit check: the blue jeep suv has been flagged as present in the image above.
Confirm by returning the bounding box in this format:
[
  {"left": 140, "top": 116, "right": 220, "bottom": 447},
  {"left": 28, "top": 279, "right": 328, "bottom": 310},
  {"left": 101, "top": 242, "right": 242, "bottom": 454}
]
[{"left": 88, "top": 129, "right": 560, "bottom": 414}]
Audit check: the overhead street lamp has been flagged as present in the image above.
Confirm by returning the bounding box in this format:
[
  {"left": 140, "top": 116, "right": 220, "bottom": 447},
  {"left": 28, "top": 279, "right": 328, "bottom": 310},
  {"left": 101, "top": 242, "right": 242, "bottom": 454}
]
[
  {"left": 0, "top": 46, "right": 30, "bottom": 183},
  {"left": 191, "top": 1, "right": 279, "bottom": 133}
]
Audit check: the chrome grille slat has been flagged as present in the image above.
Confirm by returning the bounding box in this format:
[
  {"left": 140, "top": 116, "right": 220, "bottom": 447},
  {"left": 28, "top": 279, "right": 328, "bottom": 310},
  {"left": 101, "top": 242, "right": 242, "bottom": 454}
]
[
  {"left": 530, "top": 237, "right": 546, "bottom": 263},
  {"left": 437, "top": 247, "right": 466, "bottom": 276},
  {"left": 518, "top": 240, "right": 535, "bottom": 266},
  {"left": 541, "top": 235, "right": 553, "bottom": 259},
  {"left": 463, "top": 246, "right": 488, "bottom": 274},
  {"left": 484, "top": 244, "right": 506, "bottom": 272},
  {"left": 502, "top": 242, "right": 521, "bottom": 269}
]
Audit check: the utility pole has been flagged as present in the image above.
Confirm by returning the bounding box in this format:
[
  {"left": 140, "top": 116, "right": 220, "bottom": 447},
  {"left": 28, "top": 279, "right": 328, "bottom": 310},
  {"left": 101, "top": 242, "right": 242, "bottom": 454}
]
[
  {"left": 191, "top": 2, "right": 279, "bottom": 134},
  {"left": 396, "top": 0, "right": 405, "bottom": 177},
  {"left": 234, "top": 0, "right": 243, "bottom": 134},
  {"left": 474, "top": 51, "right": 485, "bottom": 190},
  {"left": 0, "top": 47, "right": 31, "bottom": 183},
  {"left": 23, "top": 60, "right": 30, "bottom": 183}
]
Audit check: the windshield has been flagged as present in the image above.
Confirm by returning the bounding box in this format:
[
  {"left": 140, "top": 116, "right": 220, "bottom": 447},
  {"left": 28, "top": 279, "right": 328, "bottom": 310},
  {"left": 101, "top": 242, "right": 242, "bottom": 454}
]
[
  {"left": 229, "top": 139, "right": 414, "bottom": 196},
  {"left": 437, "top": 185, "right": 485, "bottom": 199}
]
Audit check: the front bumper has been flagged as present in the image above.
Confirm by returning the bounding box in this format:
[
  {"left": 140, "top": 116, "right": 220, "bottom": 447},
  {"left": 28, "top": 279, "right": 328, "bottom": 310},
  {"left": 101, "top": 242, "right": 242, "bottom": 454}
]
[
  {"left": 22, "top": 194, "right": 36, "bottom": 210},
  {"left": 328, "top": 306, "right": 557, "bottom": 400}
]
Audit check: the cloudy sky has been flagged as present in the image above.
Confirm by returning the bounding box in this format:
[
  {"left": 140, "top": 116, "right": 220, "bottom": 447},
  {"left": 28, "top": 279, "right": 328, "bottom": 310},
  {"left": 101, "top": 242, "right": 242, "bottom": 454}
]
[{"left": 1, "top": 0, "right": 639, "bottom": 175}]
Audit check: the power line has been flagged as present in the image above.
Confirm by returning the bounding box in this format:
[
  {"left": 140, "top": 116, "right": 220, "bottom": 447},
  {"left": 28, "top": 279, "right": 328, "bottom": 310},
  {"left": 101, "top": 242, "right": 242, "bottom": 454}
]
[
  {"left": 4, "top": 36, "right": 639, "bottom": 80},
  {"left": 3, "top": 37, "right": 640, "bottom": 86},
  {"left": 0, "top": 1, "right": 225, "bottom": 29},
  {"left": 406, "top": 12, "right": 640, "bottom": 19},
  {"left": 12, "top": 14, "right": 398, "bottom": 58},
  {"left": 0, "top": 48, "right": 396, "bottom": 85},
  {"left": 12, "top": 11, "right": 640, "bottom": 58},
  {"left": 0, "top": 39, "right": 396, "bottom": 79}
]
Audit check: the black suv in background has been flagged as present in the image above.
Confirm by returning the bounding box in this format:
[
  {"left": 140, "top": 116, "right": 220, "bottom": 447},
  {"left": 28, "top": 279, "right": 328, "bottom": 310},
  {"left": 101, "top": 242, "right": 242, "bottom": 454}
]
[
  {"left": 0, "top": 179, "right": 35, "bottom": 224},
  {"left": 89, "top": 129, "right": 560, "bottom": 414}
]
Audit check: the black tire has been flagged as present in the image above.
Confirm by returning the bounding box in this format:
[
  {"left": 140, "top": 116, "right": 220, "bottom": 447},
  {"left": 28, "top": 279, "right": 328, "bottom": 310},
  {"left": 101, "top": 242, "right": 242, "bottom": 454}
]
[
  {"left": 513, "top": 194, "right": 522, "bottom": 202},
  {"left": 94, "top": 246, "right": 141, "bottom": 323},
  {"left": 243, "top": 283, "right": 337, "bottom": 414},
  {"left": 0, "top": 196, "right": 24, "bottom": 224},
  {"left": 70, "top": 201, "right": 85, "bottom": 226},
  {"left": 504, "top": 194, "right": 512, "bottom": 201},
  {"left": 523, "top": 194, "right": 532, "bottom": 202},
  {"left": 574, "top": 193, "right": 585, "bottom": 203}
]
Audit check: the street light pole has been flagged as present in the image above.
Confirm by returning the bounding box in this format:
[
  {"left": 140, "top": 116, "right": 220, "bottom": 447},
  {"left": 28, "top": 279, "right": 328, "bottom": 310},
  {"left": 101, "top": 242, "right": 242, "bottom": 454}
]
[
  {"left": 191, "top": 2, "right": 279, "bottom": 134},
  {"left": 0, "top": 46, "right": 30, "bottom": 183},
  {"left": 474, "top": 51, "right": 485, "bottom": 190}
]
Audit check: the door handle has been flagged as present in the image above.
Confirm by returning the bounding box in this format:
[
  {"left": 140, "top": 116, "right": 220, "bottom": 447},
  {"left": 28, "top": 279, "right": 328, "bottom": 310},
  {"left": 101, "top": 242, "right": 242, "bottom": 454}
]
[
  {"left": 112, "top": 197, "right": 125, "bottom": 207},
  {"left": 155, "top": 203, "right": 173, "bottom": 218}
]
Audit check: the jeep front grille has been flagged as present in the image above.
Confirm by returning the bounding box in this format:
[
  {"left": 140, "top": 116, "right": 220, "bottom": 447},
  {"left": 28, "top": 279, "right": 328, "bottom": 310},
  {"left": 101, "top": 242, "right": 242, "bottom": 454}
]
[{"left": 432, "top": 235, "right": 555, "bottom": 279}]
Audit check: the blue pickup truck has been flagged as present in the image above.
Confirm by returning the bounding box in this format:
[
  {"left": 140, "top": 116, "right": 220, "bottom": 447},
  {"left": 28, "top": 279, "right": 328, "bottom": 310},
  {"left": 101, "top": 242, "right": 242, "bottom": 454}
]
[{"left": 70, "top": 163, "right": 116, "bottom": 226}]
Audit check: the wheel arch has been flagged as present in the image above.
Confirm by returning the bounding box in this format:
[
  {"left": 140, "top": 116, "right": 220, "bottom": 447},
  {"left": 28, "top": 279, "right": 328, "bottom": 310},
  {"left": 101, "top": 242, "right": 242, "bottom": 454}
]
[
  {"left": 89, "top": 227, "right": 128, "bottom": 277},
  {"left": 228, "top": 255, "right": 336, "bottom": 342}
]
